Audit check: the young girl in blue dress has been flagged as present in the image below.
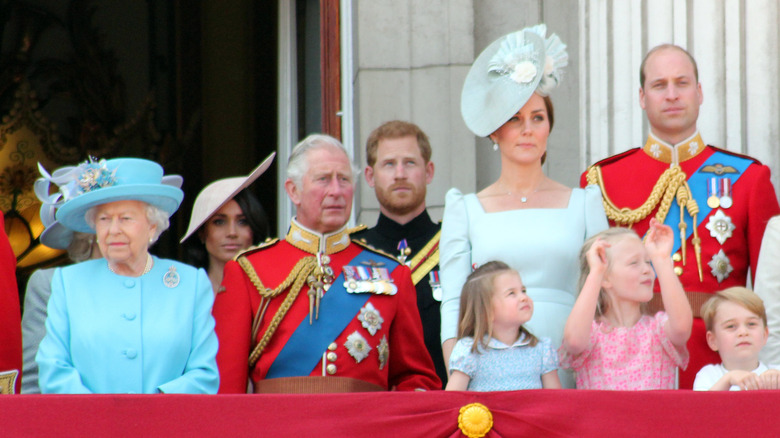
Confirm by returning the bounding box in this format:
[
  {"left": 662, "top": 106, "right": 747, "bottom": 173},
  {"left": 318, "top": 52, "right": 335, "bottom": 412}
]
[{"left": 445, "top": 261, "right": 561, "bottom": 391}]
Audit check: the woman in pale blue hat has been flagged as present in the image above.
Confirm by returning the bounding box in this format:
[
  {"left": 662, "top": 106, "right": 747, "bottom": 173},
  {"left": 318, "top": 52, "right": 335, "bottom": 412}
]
[
  {"left": 36, "top": 158, "right": 219, "bottom": 394},
  {"left": 440, "top": 25, "right": 608, "bottom": 388}
]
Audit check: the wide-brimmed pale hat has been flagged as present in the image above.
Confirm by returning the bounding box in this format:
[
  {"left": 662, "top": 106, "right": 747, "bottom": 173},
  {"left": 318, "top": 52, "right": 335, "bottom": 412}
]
[
  {"left": 461, "top": 24, "right": 568, "bottom": 137},
  {"left": 180, "top": 152, "right": 275, "bottom": 243},
  {"left": 53, "top": 158, "right": 185, "bottom": 233}
]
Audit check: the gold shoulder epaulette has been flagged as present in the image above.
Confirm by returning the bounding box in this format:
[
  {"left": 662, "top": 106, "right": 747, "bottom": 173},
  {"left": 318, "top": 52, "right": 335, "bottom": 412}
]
[
  {"left": 232, "top": 237, "right": 280, "bottom": 261},
  {"left": 347, "top": 224, "right": 368, "bottom": 234},
  {"left": 351, "top": 238, "right": 401, "bottom": 263}
]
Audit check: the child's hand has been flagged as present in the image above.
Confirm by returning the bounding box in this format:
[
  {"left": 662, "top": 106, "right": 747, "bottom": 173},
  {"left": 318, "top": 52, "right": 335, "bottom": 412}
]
[
  {"left": 759, "top": 369, "right": 780, "bottom": 389},
  {"left": 728, "top": 370, "right": 762, "bottom": 391},
  {"left": 586, "top": 238, "right": 610, "bottom": 275},
  {"left": 645, "top": 218, "right": 673, "bottom": 260}
]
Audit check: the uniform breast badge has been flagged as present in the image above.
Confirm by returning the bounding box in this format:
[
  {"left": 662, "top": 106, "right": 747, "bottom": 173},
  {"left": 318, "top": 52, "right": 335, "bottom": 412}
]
[
  {"left": 708, "top": 249, "right": 733, "bottom": 283},
  {"left": 344, "top": 331, "right": 371, "bottom": 363},
  {"left": 377, "top": 336, "right": 389, "bottom": 370},
  {"left": 343, "top": 262, "right": 398, "bottom": 295},
  {"left": 397, "top": 239, "right": 411, "bottom": 265},
  {"left": 358, "top": 302, "right": 384, "bottom": 336},
  {"left": 163, "top": 266, "right": 180, "bottom": 288},
  {"left": 705, "top": 209, "right": 735, "bottom": 245},
  {"left": 429, "top": 270, "right": 442, "bottom": 301}
]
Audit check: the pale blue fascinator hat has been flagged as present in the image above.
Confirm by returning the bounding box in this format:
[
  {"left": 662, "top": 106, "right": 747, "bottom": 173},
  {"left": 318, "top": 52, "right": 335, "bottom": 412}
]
[
  {"left": 41, "top": 158, "right": 184, "bottom": 233},
  {"left": 460, "top": 24, "right": 568, "bottom": 137}
]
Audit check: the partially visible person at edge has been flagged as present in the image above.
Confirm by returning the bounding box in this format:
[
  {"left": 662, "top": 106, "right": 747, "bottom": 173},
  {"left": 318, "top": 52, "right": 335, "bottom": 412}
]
[
  {"left": 755, "top": 216, "right": 780, "bottom": 365},
  {"left": 36, "top": 158, "right": 219, "bottom": 394},
  {"left": 181, "top": 153, "right": 274, "bottom": 294},
  {"left": 0, "top": 207, "right": 21, "bottom": 394},
  {"left": 213, "top": 134, "right": 440, "bottom": 393},
  {"left": 440, "top": 24, "right": 608, "bottom": 388},
  {"left": 21, "top": 166, "right": 103, "bottom": 393},
  {"left": 580, "top": 44, "right": 780, "bottom": 388},
  {"left": 353, "top": 120, "right": 445, "bottom": 387}
]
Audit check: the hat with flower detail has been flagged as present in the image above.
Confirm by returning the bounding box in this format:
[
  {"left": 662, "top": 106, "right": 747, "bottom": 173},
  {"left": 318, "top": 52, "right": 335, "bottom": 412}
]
[
  {"left": 460, "top": 24, "right": 568, "bottom": 137},
  {"left": 53, "top": 157, "right": 184, "bottom": 233}
]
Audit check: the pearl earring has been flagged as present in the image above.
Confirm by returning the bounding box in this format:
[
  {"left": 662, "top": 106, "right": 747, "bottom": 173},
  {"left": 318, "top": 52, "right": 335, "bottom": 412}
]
[{"left": 493, "top": 143, "right": 498, "bottom": 151}]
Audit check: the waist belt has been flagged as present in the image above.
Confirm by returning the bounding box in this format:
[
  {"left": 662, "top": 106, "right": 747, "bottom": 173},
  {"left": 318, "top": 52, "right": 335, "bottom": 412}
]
[
  {"left": 253, "top": 376, "right": 385, "bottom": 394},
  {"left": 648, "top": 291, "right": 712, "bottom": 319}
]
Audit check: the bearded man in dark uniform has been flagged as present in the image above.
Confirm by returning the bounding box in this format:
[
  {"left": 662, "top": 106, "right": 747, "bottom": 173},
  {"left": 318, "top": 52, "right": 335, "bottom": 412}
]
[{"left": 353, "top": 121, "right": 445, "bottom": 386}]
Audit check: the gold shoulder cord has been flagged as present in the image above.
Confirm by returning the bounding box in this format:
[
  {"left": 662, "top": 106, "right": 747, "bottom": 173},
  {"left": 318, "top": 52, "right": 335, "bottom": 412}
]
[
  {"left": 409, "top": 230, "right": 441, "bottom": 285},
  {"left": 239, "top": 255, "right": 320, "bottom": 367},
  {"left": 586, "top": 164, "right": 703, "bottom": 281}
]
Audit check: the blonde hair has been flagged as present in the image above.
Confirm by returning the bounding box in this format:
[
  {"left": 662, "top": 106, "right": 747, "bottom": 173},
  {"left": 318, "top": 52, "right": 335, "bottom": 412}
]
[
  {"left": 458, "top": 261, "right": 538, "bottom": 353},
  {"left": 578, "top": 227, "right": 645, "bottom": 318},
  {"left": 701, "top": 287, "right": 767, "bottom": 332}
]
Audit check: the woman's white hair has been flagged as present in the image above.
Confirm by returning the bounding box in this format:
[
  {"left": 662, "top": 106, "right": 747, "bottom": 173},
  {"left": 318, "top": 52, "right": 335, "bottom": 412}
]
[
  {"left": 85, "top": 202, "right": 170, "bottom": 245},
  {"left": 286, "top": 133, "right": 358, "bottom": 188}
]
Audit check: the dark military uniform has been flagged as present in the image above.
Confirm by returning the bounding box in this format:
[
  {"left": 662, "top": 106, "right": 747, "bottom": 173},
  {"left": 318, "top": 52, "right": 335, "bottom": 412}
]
[{"left": 354, "top": 211, "right": 446, "bottom": 386}]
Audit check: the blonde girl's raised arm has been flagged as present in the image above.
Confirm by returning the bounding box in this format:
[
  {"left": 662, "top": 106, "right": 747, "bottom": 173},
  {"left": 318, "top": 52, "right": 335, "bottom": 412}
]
[
  {"left": 646, "top": 219, "right": 692, "bottom": 347},
  {"left": 541, "top": 370, "right": 562, "bottom": 389},
  {"left": 562, "top": 239, "right": 609, "bottom": 355},
  {"left": 445, "top": 370, "right": 470, "bottom": 391}
]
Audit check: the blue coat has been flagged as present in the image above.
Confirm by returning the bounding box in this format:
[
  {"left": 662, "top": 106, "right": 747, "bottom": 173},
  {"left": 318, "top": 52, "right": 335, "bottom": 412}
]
[{"left": 36, "top": 257, "right": 219, "bottom": 394}]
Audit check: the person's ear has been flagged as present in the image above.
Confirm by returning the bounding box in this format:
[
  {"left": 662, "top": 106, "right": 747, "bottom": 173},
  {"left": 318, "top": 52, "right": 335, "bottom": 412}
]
[
  {"left": 284, "top": 178, "right": 302, "bottom": 207},
  {"left": 365, "top": 166, "right": 376, "bottom": 188},
  {"left": 705, "top": 330, "right": 719, "bottom": 352}
]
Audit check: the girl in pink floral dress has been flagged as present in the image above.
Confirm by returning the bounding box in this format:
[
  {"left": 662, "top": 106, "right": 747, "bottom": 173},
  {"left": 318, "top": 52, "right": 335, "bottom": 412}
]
[{"left": 560, "top": 219, "right": 691, "bottom": 389}]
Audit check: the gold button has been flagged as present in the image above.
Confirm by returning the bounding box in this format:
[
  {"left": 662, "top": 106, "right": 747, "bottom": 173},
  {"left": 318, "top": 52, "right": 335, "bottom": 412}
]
[
  {"left": 672, "top": 253, "right": 682, "bottom": 262},
  {"left": 326, "top": 352, "right": 337, "bottom": 362},
  {"left": 328, "top": 342, "right": 337, "bottom": 351},
  {"left": 326, "top": 364, "right": 337, "bottom": 375},
  {"left": 674, "top": 266, "right": 683, "bottom": 276}
]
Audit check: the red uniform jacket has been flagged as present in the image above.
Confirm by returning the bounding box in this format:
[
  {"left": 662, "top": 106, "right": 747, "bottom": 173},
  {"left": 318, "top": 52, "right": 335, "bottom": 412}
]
[
  {"left": 581, "top": 134, "right": 780, "bottom": 388},
  {"left": 213, "top": 222, "right": 440, "bottom": 393},
  {"left": 0, "top": 214, "right": 22, "bottom": 394}
]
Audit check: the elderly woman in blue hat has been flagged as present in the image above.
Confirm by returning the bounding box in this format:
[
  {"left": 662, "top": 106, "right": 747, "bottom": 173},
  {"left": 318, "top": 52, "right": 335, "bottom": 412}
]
[
  {"left": 36, "top": 158, "right": 219, "bottom": 394},
  {"left": 440, "top": 25, "right": 608, "bottom": 388}
]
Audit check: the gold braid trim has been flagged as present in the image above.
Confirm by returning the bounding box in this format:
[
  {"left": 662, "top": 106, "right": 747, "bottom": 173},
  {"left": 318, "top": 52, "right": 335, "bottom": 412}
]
[
  {"left": 586, "top": 164, "right": 688, "bottom": 227},
  {"left": 241, "top": 255, "right": 319, "bottom": 367},
  {"left": 412, "top": 247, "right": 439, "bottom": 285}
]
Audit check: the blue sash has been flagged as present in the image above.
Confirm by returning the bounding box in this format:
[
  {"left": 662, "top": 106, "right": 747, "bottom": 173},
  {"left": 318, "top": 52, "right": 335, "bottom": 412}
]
[
  {"left": 665, "top": 150, "right": 752, "bottom": 253},
  {"left": 265, "top": 250, "right": 398, "bottom": 378}
]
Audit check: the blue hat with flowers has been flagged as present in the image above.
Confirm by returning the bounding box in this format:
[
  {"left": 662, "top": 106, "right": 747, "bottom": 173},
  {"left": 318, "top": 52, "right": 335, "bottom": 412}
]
[
  {"left": 52, "top": 158, "right": 184, "bottom": 233},
  {"left": 460, "top": 24, "right": 568, "bottom": 137}
]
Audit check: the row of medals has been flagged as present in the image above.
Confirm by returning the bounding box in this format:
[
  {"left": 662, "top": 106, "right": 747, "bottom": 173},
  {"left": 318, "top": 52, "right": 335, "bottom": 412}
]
[{"left": 704, "top": 176, "right": 735, "bottom": 282}]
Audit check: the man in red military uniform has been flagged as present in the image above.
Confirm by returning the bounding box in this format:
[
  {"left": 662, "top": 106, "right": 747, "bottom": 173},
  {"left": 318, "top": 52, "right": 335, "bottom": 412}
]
[
  {"left": 582, "top": 44, "right": 780, "bottom": 389},
  {"left": 0, "top": 214, "right": 22, "bottom": 394},
  {"left": 213, "top": 134, "right": 440, "bottom": 393}
]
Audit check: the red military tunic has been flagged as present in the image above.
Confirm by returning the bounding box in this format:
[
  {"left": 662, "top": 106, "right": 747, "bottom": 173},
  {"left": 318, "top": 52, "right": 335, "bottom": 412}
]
[
  {"left": 0, "top": 213, "right": 22, "bottom": 394},
  {"left": 213, "top": 220, "right": 440, "bottom": 393},
  {"left": 581, "top": 132, "right": 780, "bottom": 389}
]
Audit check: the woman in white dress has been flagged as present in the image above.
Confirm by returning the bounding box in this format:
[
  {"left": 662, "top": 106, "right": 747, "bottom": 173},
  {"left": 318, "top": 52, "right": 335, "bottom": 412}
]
[{"left": 440, "top": 25, "right": 608, "bottom": 387}]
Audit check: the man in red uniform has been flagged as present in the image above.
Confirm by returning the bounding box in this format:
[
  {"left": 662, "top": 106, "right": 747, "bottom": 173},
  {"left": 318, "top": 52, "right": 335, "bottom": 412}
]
[
  {"left": 0, "top": 214, "right": 22, "bottom": 394},
  {"left": 213, "top": 134, "right": 440, "bottom": 393},
  {"left": 582, "top": 44, "right": 780, "bottom": 389}
]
